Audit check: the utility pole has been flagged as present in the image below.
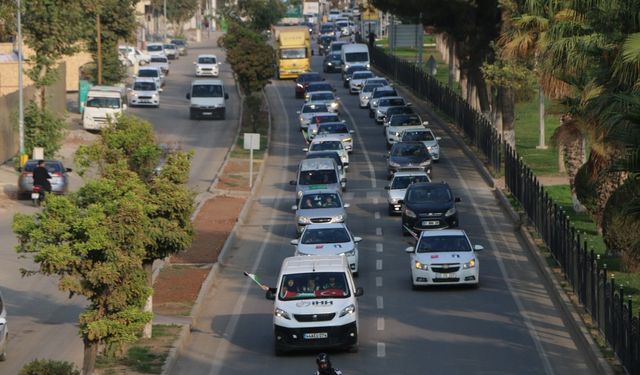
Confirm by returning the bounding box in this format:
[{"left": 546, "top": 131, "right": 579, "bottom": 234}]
[
  {"left": 16, "top": 0, "right": 25, "bottom": 163},
  {"left": 163, "top": 0, "right": 167, "bottom": 41},
  {"left": 97, "top": 10, "right": 102, "bottom": 85}
]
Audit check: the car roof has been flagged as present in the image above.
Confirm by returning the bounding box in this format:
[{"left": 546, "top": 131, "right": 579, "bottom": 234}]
[
  {"left": 300, "top": 158, "right": 337, "bottom": 170},
  {"left": 408, "top": 181, "right": 450, "bottom": 190},
  {"left": 197, "top": 54, "right": 217, "bottom": 58},
  {"left": 309, "top": 91, "right": 335, "bottom": 96},
  {"left": 281, "top": 255, "right": 348, "bottom": 274},
  {"left": 304, "top": 223, "right": 348, "bottom": 230},
  {"left": 139, "top": 66, "right": 161, "bottom": 72},
  {"left": 312, "top": 134, "right": 344, "bottom": 142},
  {"left": 134, "top": 77, "right": 157, "bottom": 83},
  {"left": 192, "top": 79, "right": 224, "bottom": 85},
  {"left": 419, "top": 229, "right": 467, "bottom": 238},
  {"left": 301, "top": 189, "right": 342, "bottom": 197},
  {"left": 392, "top": 171, "right": 429, "bottom": 177},
  {"left": 378, "top": 96, "right": 404, "bottom": 101}
]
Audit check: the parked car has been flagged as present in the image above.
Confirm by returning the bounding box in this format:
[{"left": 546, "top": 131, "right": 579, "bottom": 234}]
[
  {"left": 386, "top": 141, "right": 432, "bottom": 179},
  {"left": 323, "top": 52, "right": 343, "bottom": 73},
  {"left": 128, "top": 78, "right": 161, "bottom": 107},
  {"left": 401, "top": 181, "right": 460, "bottom": 235},
  {"left": 405, "top": 229, "right": 483, "bottom": 288},
  {"left": 0, "top": 289, "right": 7, "bottom": 361},
  {"left": 194, "top": 54, "right": 220, "bottom": 77},
  {"left": 171, "top": 39, "right": 188, "bottom": 55},
  {"left": 295, "top": 72, "right": 324, "bottom": 99},
  {"left": 163, "top": 43, "right": 178, "bottom": 60},
  {"left": 149, "top": 55, "right": 170, "bottom": 75},
  {"left": 18, "top": 159, "right": 72, "bottom": 199},
  {"left": 385, "top": 171, "right": 430, "bottom": 215}
]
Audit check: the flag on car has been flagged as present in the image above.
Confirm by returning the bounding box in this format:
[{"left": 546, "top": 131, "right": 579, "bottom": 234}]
[
  {"left": 404, "top": 225, "right": 419, "bottom": 240},
  {"left": 244, "top": 271, "right": 269, "bottom": 291}
]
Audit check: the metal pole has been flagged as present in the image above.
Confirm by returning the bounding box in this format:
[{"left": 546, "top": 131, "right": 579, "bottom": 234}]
[
  {"left": 97, "top": 11, "right": 102, "bottom": 85},
  {"left": 249, "top": 148, "right": 254, "bottom": 189},
  {"left": 163, "top": 0, "right": 167, "bottom": 41},
  {"left": 17, "top": 0, "right": 25, "bottom": 160}
]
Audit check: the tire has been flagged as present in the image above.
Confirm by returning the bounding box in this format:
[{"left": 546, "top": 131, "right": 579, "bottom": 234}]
[
  {"left": 189, "top": 112, "right": 196, "bottom": 120},
  {"left": 369, "top": 111, "right": 374, "bottom": 118},
  {"left": 220, "top": 109, "right": 226, "bottom": 120},
  {"left": 402, "top": 225, "right": 410, "bottom": 237},
  {"left": 352, "top": 271, "right": 359, "bottom": 278},
  {"left": 347, "top": 343, "right": 359, "bottom": 353},
  {"left": 274, "top": 343, "right": 287, "bottom": 356}
]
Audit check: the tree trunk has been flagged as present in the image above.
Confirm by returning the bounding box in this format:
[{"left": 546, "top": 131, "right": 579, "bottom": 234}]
[
  {"left": 537, "top": 83, "right": 547, "bottom": 148},
  {"left": 143, "top": 261, "right": 153, "bottom": 339},
  {"left": 470, "top": 68, "right": 491, "bottom": 115},
  {"left": 82, "top": 338, "right": 98, "bottom": 375},
  {"left": 447, "top": 36, "right": 455, "bottom": 88},
  {"left": 499, "top": 86, "right": 516, "bottom": 147}
]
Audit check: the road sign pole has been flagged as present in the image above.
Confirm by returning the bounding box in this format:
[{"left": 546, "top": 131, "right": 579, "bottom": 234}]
[{"left": 249, "top": 148, "right": 253, "bottom": 189}]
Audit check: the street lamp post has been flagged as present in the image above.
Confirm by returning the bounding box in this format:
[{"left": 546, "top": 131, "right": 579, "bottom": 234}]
[
  {"left": 163, "top": 0, "right": 167, "bottom": 41},
  {"left": 17, "top": 0, "right": 25, "bottom": 164}
]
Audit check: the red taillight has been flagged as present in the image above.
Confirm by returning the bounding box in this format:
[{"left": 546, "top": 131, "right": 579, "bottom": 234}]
[
  {"left": 52, "top": 172, "right": 62, "bottom": 177},
  {"left": 21, "top": 172, "right": 32, "bottom": 177}
]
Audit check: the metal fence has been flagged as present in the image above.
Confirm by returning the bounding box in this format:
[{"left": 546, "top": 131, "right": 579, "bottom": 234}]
[{"left": 370, "top": 44, "right": 640, "bottom": 374}]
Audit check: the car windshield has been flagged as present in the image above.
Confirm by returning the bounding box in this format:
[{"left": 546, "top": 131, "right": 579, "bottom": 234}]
[
  {"left": 138, "top": 69, "right": 159, "bottom": 78},
  {"left": 198, "top": 57, "right": 216, "bottom": 64},
  {"left": 164, "top": 44, "right": 175, "bottom": 50},
  {"left": 353, "top": 72, "right": 374, "bottom": 80},
  {"left": 279, "top": 272, "right": 350, "bottom": 300},
  {"left": 345, "top": 52, "right": 368, "bottom": 62},
  {"left": 86, "top": 97, "right": 120, "bottom": 108},
  {"left": 391, "top": 115, "right": 422, "bottom": 126},
  {"left": 320, "top": 25, "right": 335, "bottom": 33},
  {"left": 391, "top": 143, "right": 427, "bottom": 157},
  {"left": 303, "top": 104, "right": 329, "bottom": 113},
  {"left": 374, "top": 90, "right": 396, "bottom": 98},
  {"left": 171, "top": 40, "right": 185, "bottom": 46},
  {"left": 331, "top": 44, "right": 345, "bottom": 52},
  {"left": 346, "top": 66, "right": 368, "bottom": 75},
  {"left": 318, "top": 124, "right": 349, "bottom": 134},
  {"left": 406, "top": 185, "right": 452, "bottom": 204},
  {"left": 300, "top": 193, "right": 342, "bottom": 209},
  {"left": 281, "top": 48, "right": 307, "bottom": 59},
  {"left": 336, "top": 21, "right": 349, "bottom": 27},
  {"left": 147, "top": 45, "right": 163, "bottom": 52},
  {"left": 362, "top": 83, "right": 383, "bottom": 92},
  {"left": 299, "top": 74, "right": 322, "bottom": 83},
  {"left": 305, "top": 153, "right": 343, "bottom": 168},
  {"left": 391, "top": 175, "right": 430, "bottom": 189},
  {"left": 311, "top": 93, "right": 334, "bottom": 101},
  {"left": 150, "top": 57, "right": 167, "bottom": 63},
  {"left": 299, "top": 170, "right": 338, "bottom": 185},
  {"left": 24, "top": 161, "right": 63, "bottom": 173},
  {"left": 329, "top": 53, "right": 341, "bottom": 61},
  {"left": 417, "top": 235, "right": 471, "bottom": 253},
  {"left": 311, "top": 141, "right": 343, "bottom": 151},
  {"left": 379, "top": 98, "right": 405, "bottom": 107},
  {"left": 308, "top": 83, "right": 332, "bottom": 92},
  {"left": 313, "top": 115, "right": 340, "bottom": 123},
  {"left": 403, "top": 131, "right": 435, "bottom": 142},
  {"left": 301, "top": 227, "right": 351, "bottom": 245},
  {"left": 192, "top": 84, "right": 223, "bottom": 97},
  {"left": 133, "top": 81, "right": 156, "bottom": 91}
]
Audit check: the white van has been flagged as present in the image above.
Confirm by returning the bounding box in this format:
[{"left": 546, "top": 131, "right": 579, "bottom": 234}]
[
  {"left": 82, "top": 86, "right": 127, "bottom": 131},
  {"left": 185, "top": 79, "right": 229, "bottom": 120},
  {"left": 290, "top": 158, "right": 345, "bottom": 203},
  {"left": 266, "top": 255, "right": 363, "bottom": 355},
  {"left": 341, "top": 44, "right": 370, "bottom": 73}
]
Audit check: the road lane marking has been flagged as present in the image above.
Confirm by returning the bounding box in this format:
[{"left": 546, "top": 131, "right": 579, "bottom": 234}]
[
  {"left": 339, "top": 98, "right": 377, "bottom": 188},
  {"left": 374, "top": 212, "right": 380, "bottom": 219},
  {"left": 377, "top": 342, "right": 386, "bottom": 357},
  {"left": 376, "top": 227, "right": 382, "bottom": 236},
  {"left": 373, "top": 197, "right": 379, "bottom": 204},
  {"left": 376, "top": 276, "right": 383, "bottom": 287},
  {"left": 376, "top": 243, "right": 383, "bottom": 253},
  {"left": 376, "top": 295, "right": 384, "bottom": 309},
  {"left": 207, "top": 82, "right": 291, "bottom": 375},
  {"left": 377, "top": 317, "right": 385, "bottom": 331},
  {"left": 376, "top": 259, "right": 383, "bottom": 270}
]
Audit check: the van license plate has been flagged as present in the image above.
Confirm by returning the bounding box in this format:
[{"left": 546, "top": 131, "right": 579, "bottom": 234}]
[
  {"left": 422, "top": 220, "right": 439, "bottom": 226},
  {"left": 202, "top": 112, "right": 212, "bottom": 115},
  {"left": 31, "top": 193, "right": 40, "bottom": 200},
  {"left": 304, "top": 332, "right": 328, "bottom": 339}
]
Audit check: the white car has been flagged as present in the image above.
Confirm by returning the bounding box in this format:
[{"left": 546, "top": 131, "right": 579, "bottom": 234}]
[
  {"left": 163, "top": 43, "right": 178, "bottom": 60},
  {"left": 358, "top": 79, "right": 387, "bottom": 108},
  {"left": 400, "top": 128, "right": 442, "bottom": 161},
  {"left": 149, "top": 55, "right": 170, "bottom": 75},
  {"left": 137, "top": 66, "right": 165, "bottom": 88},
  {"left": 194, "top": 54, "right": 220, "bottom": 77},
  {"left": 385, "top": 171, "right": 430, "bottom": 215},
  {"left": 374, "top": 96, "right": 409, "bottom": 123},
  {"left": 146, "top": 43, "right": 165, "bottom": 57},
  {"left": 292, "top": 223, "right": 362, "bottom": 276},
  {"left": 128, "top": 78, "right": 161, "bottom": 107},
  {"left": 306, "top": 91, "right": 339, "bottom": 113},
  {"left": 305, "top": 134, "right": 349, "bottom": 166},
  {"left": 0, "top": 289, "right": 7, "bottom": 361},
  {"left": 307, "top": 113, "right": 342, "bottom": 140},
  {"left": 349, "top": 70, "right": 375, "bottom": 94},
  {"left": 386, "top": 113, "right": 427, "bottom": 148},
  {"left": 118, "top": 45, "right": 150, "bottom": 66},
  {"left": 316, "top": 122, "right": 354, "bottom": 153},
  {"left": 297, "top": 102, "right": 332, "bottom": 130},
  {"left": 406, "top": 229, "right": 484, "bottom": 288}
]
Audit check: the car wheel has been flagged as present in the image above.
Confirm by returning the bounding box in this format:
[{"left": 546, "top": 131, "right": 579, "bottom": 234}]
[
  {"left": 352, "top": 271, "right": 359, "bottom": 278},
  {"left": 0, "top": 349, "right": 6, "bottom": 361},
  {"left": 274, "top": 343, "right": 287, "bottom": 356},
  {"left": 189, "top": 112, "right": 196, "bottom": 120},
  {"left": 369, "top": 111, "right": 374, "bottom": 118}
]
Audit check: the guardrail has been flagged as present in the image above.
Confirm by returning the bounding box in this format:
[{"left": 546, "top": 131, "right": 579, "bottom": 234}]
[{"left": 369, "top": 43, "right": 640, "bottom": 374}]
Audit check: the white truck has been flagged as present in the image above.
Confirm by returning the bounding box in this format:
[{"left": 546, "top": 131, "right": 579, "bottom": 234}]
[{"left": 82, "top": 86, "right": 127, "bottom": 131}]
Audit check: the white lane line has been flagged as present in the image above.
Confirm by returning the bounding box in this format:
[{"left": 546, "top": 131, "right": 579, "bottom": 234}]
[
  {"left": 377, "top": 317, "right": 385, "bottom": 331},
  {"left": 376, "top": 276, "right": 383, "bottom": 287},
  {"left": 443, "top": 153, "right": 555, "bottom": 375},
  {"left": 208, "top": 83, "right": 290, "bottom": 375},
  {"left": 374, "top": 212, "right": 381, "bottom": 220},
  {"left": 376, "top": 259, "right": 383, "bottom": 270},
  {"left": 339, "top": 98, "right": 377, "bottom": 188},
  {"left": 373, "top": 197, "right": 379, "bottom": 204},
  {"left": 376, "top": 243, "right": 383, "bottom": 253},
  {"left": 376, "top": 295, "right": 384, "bottom": 309},
  {"left": 377, "top": 342, "right": 386, "bottom": 357},
  {"left": 376, "top": 227, "right": 382, "bottom": 236}
]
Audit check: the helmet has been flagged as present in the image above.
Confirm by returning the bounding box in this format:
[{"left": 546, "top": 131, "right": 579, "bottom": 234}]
[{"left": 316, "top": 353, "right": 331, "bottom": 368}]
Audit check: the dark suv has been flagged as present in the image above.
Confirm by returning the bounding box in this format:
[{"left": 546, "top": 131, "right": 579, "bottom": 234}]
[{"left": 401, "top": 182, "right": 460, "bottom": 235}]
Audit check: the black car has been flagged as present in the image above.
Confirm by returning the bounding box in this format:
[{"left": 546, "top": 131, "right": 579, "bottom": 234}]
[
  {"left": 295, "top": 72, "right": 324, "bottom": 98},
  {"left": 342, "top": 65, "right": 369, "bottom": 88},
  {"left": 382, "top": 106, "right": 416, "bottom": 126},
  {"left": 323, "top": 52, "right": 343, "bottom": 73},
  {"left": 318, "top": 35, "right": 337, "bottom": 55},
  {"left": 386, "top": 141, "right": 432, "bottom": 179},
  {"left": 401, "top": 182, "right": 460, "bottom": 235},
  {"left": 305, "top": 82, "right": 335, "bottom": 99},
  {"left": 319, "top": 23, "right": 336, "bottom": 36}
]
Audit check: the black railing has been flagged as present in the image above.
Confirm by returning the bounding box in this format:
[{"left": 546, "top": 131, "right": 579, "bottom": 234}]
[{"left": 370, "top": 45, "right": 640, "bottom": 374}]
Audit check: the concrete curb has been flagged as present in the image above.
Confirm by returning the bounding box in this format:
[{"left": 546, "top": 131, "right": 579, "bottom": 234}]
[
  {"left": 387, "top": 75, "right": 614, "bottom": 374},
  {"left": 160, "top": 88, "right": 272, "bottom": 375}
]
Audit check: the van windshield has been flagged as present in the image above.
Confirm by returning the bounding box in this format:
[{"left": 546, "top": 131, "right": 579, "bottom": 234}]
[
  {"left": 192, "top": 84, "right": 223, "bottom": 98},
  {"left": 147, "top": 45, "right": 163, "bottom": 52},
  {"left": 86, "top": 97, "right": 120, "bottom": 109},
  {"left": 138, "top": 69, "right": 159, "bottom": 78},
  {"left": 198, "top": 57, "right": 216, "bottom": 64},
  {"left": 345, "top": 52, "right": 368, "bottom": 62},
  {"left": 279, "top": 272, "right": 350, "bottom": 300},
  {"left": 133, "top": 81, "right": 156, "bottom": 91},
  {"left": 281, "top": 48, "right": 307, "bottom": 59},
  {"left": 299, "top": 169, "right": 338, "bottom": 185}
]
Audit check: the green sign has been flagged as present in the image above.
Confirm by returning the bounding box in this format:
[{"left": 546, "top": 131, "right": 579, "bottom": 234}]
[{"left": 309, "top": 185, "right": 328, "bottom": 190}]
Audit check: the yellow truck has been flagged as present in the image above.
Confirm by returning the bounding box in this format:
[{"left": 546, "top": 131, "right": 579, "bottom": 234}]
[{"left": 273, "top": 26, "right": 311, "bottom": 79}]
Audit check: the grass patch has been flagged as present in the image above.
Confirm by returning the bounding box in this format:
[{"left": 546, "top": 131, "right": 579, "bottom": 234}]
[{"left": 231, "top": 95, "right": 269, "bottom": 159}]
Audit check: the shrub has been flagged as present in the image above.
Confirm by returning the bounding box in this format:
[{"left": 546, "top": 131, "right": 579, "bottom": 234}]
[
  {"left": 19, "top": 359, "right": 80, "bottom": 375},
  {"left": 603, "top": 177, "right": 640, "bottom": 271},
  {"left": 22, "top": 101, "right": 68, "bottom": 158}
]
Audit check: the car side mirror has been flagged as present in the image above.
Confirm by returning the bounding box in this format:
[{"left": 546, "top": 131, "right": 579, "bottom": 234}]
[
  {"left": 159, "top": 88, "right": 164, "bottom": 92},
  {"left": 436, "top": 137, "right": 442, "bottom": 141},
  {"left": 265, "top": 288, "right": 277, "bottom": 300},
  {"left": 302, "top": 147, "right": 309, "bottom": 152},
  {"left": 66, "top": 168, "right": 73, "bottom": 173},
  {"left": 291, "top": 204, "right": 298, "bottom": 210},
  {"left": 186, "top": 93, "right": 191, "bottom": 99},
  {"left": 384, "top": 185, "right": 390, "bottom": 190},
  {"left": 341, "top": 178, "right": 347, "bottom": 183},
  {"left": 224, "top": 93, "right": 229, "bottom": 100},
  {"left": 296, "top": 111, "right": 301, "bottom": 114},
  {"left": 349, "top": 130, "right": 355, "bottom": 134},
  {"left": 353, "top": 236, "right": 362, "bottom": 243},
  {"left": 289, "top": 180, "right": 296, "bottom": 186},
  {"left": 405, "top": 246, "right": 415, "bottom": 253},
  {"left": 455, "top": 197, "right": 461, "bottom": 202},
  {"left": 354, "top": 287, "right": 364, "bottom": 297},
  {"left": 343, "top": 203, "right": 350, "bottom": 208},
  {"left": 290, "top": 239, "right": 299, "bottom": 245},
  {"left": 423, "top": 121, "right": 429, "bottom": 126},
  {"left": 474, "top": 245, "right": 484, "bottom": 251}
]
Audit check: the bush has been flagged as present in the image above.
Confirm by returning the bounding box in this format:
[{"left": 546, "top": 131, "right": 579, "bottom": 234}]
[
  {"left": 19, "top": 359, "right": 80, "bottom": 375},
  {"left": 603, "top": 177, "right": 640, "bottom": 271},
  {"left": 22, "top": 101, "right": 68, "bottom": 158}
]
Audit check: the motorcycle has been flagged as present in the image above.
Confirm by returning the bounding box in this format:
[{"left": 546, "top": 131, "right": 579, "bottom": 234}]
[{"left": 31, "top": 185, "right": 44, "bottom": 206}]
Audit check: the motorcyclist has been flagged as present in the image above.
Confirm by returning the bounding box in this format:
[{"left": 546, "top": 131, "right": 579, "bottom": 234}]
[
  {"left": 32, "top": 160, "right": 52, "bottom": 193},
  {"left": 314, "top": 353, "right": 342, "bottom": 375}
]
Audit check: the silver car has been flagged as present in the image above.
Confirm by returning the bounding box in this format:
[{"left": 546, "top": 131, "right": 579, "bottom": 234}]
[
  {"left": 386, "top": 113, "right": 426, "bottom": 148},
  {"left": 17, "top": 159, "right": 72, "bottom": 199},
  {"left": 292, "top": 190, "right": 350, "bottom": 235},
  {"left": 0, "top": 289, "right": 7, "bottom": 361},
  {"left": 149, "top": 55, "right": 170, "bottom": 75},
  {"left": 369, "top": 86, "right": 397, "bottom": 117},
  {"left": 291, "top": 223, "right": 361, "bottom": 275},
  {"left": 401, "top": 128, "right": 442, "bottom": 161},
  {"left": 316, "top": 122, "right": 355, "bottom": 153},
  {"left": 128, "top": 78, "right": 161, "bottom": 107},
  {"left": 358, "top": 79, "right": 388, "bottom": 108},
  {"left": 290, "top": 158, "right": 345, "bottom": 203},
  {"left": 349, "top": 70, "right": 376, "bottom": 94},
  {"left": 374, "top": 96, "right": 409, "bottom": 123},
  {"left": 163, "top": 43, "right": 178, "bottom": 60},
  {"left": 297, "top": 102, "right": 332, "bottom": 130},
  {"left": 384, "top": 171, "right": 430, "bottom": 215},
  {"left": 306, "top": 91, "right": 340, "bottom": 113}
]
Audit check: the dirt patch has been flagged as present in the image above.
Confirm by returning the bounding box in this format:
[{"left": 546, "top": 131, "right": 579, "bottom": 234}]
[
  {"left": 171, "top": 195, "right": 246, "bottom": 264},
  {"left": 153, "top": 266, "right": 211, "bottom": 316},
  {"left": 223, "top": 159, "right": 260, "bottom": 174}
]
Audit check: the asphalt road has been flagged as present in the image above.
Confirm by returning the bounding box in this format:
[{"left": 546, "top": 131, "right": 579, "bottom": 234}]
[
  {"left": 169, "top": 39, "right": 598, "bottom": 375},
  {"left": 0, "top": 34, "right": 237, "bottom": 373}
]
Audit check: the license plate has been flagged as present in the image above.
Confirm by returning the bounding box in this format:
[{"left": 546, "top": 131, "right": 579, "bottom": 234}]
[
  {"left": 31, "top": 193, "right": 40, "bottom": 200},
  {"left": 304, "top": 332, "right": 328, "bottom": 339},
  {"left": 202, "top": 112, "right": 212, "bottom": 115},
  {"left": 422, "top": 220, "right": 439, "bottom": 226},
  {"left": 436, "top": 273, "right": 457, "bottom": 279}
]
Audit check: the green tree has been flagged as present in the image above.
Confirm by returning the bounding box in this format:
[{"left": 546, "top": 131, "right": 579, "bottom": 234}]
[
  {"left": 151, "top": 0, "right": 198, "bottom": 37},
  {"left": 222, "top": 0, "right": 285, "bottom": 32},
  {"left": 225, "top": 27, "right": 275, "bottom": 94},
  {"left": 0, "top": 1, "right": 16, "bottom": 42},
  {"left": 19, "top": 359, "right": 80, "bottom": 375},
  {"left": 21, "top": 101, "right": 67, "bottom": 159},
  {"left": 22, "top": 0, "right": 86, "bottom": 108},
  {"left": 13, "top": 167, "right": 152, "bottom": 375}
]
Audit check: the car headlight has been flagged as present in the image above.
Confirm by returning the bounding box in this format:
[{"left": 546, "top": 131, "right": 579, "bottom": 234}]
[
  {"left": 404, "top": 208, "right": 417, "bottom": 218},
  {"left": 332, "top": 214, "right": 345, "bottom": 222},
  {"left": 388, "top": 161, "right": 400, "bottom": 167},
  {"left": 296, "top": 83, "right": 303, "bottom": 88},
  {"left": 345, "top": 64, "right": 351, "bottom": 70},
  {"left": 420, "top": 159, "right": 432, "bottom": 167},
  {"left": 152, "top": 93, "right": 159, "bottom": 98},
  {"left": 366, "top": 63, "right": 371, "bottom": 69},
  {"left": 389, "top": 197, "right": 399, "bottom": 204},
  {"left": 376, "top": 109, "right": 383, "bottom": 116},
  {"left": 394, "top": 132, "right": 400, "bottom": 137},
  {"left": 331, "top": 102, "right": 339, "bottom": 108},
  {"left": 328, "top": 62, "right": 333, "bottom": 66},
  {"left": 298, "top": 216, "right": 311, "bottom": 224},
  {"left": 339, "top": 249, "right": 355, "bottom": 256},
  {"left": 342, "top": 137, "right": 352, "bottom": 142},
  {"left": 131, "top": 92, "right": 138, "bottom": 97},
  {"left": 275, "top": 308, "right": 291, "bottom": 320},
  {"left": 445, "top": 207, "right": 457, "bottom": 217},
  {"left": 414, "top": 260, "right": 428, "bottom": 270},
  {"left": 463, "top": 259, "right": 476, "bottom": 269},
  {"left": 339, "top": 304, "right": 356, "bottom": 317},
  {"left": 297, "top": 190, "right": 303, "bottom": 198},
  {"left": 299, "top": 116, "right": 305, "bottom": 123},
  {"left": 312, "top": 128, "right": 317, "bottom": 134}
]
